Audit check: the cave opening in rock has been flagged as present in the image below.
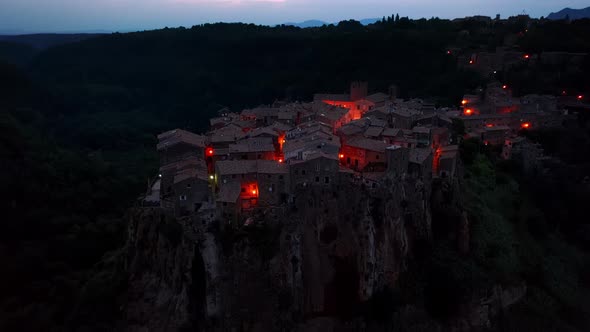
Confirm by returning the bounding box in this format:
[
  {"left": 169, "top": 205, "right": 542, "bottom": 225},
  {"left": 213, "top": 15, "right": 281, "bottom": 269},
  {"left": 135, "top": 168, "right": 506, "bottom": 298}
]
[
  {"left": 324, "top": 256, "right": 361, "bottom": 319},
  {"left": 189, "top": 249, "right": 207, "bottom": 327},
  {"left": 320, "top": 224, "right": 338, "bottom": 244}
]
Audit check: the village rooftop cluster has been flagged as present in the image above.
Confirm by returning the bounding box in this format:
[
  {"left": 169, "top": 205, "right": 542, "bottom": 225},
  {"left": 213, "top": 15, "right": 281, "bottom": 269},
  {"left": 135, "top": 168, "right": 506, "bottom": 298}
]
[{"left": 145, "top": 81, "right": 580, "bottom": 221}]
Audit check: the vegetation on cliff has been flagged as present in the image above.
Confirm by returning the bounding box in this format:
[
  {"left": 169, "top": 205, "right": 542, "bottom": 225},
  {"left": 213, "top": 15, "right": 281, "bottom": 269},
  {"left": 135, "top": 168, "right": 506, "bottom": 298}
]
[{"left": 428, "top": 140, "right": 590, "bottom": 331}]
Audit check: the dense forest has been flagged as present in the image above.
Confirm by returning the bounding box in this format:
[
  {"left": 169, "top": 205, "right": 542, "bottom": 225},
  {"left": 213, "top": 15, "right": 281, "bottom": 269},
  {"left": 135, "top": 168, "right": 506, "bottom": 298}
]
[{"left": 1, "top": 16, "right": 590, "bottom": 331}]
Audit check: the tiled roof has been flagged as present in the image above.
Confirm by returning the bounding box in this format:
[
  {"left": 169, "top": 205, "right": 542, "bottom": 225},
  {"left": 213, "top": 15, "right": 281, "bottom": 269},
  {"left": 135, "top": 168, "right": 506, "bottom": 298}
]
[
  {"left": 365, "top": 92, "right": 390, "bottom": 104},
  {"left": 289, "top": 152, "right": 339, "bottom": 164},
  {"left": 485, "top": 125, "right": 511, "bottom": 131},
  {"left": 160, "top": 156, "right": 206, "bottom": 173},
  {"left": 230, "top": 119, "right": 256, "bottom": 128},
  {"left": 412, "top": 126, "right": 431, "bottom": 134},
  {"left": 366, "top": 106, "right": 390, "bottom": 115},
  {"left": 256, "top": 160, "right": 289, "bottom": 174},
  {"left": 278, "top": 110, "right": 296, "bottom": 120},
  {"left": 459, "top": 113, "right": 511, "bottom": 120},
  {"left": 364, "top": 126, "right": 384, "bottom": 138},
  {"left": 210, "top": 117, "right": 230, "bottom": 126},
  {"left": 409, "top": 148, "right": 432, "bottom": 164},
  {"left": 209, "top": 125, "right": 246, "bottom": 143},
  {"left": 215, "top": 160, "right": 287, "bottom": 175},
  {"left": 345, "top": 137, "right": 389, "bottom": 153},
  {"left": 216, "top": 160, "right": 258, "bottom": 175},
  {"left": 174, "top": 167, "right": 208, "bottom": 184},
  {"left": 338, "top": 124, "right": 364, "bottom": 137},
  {"left": 269, "top": 122, "right": 294, "bottom": 132},
  {"left": 229, "top": 137, "right": 275, "bottom": 153},
  {"left": 241, "top": 107, "right": 280, "bottom": 118},
  {"left": 392, "top": 109, "right": 420, "bottom": 118},
  {"left": 157, "top": 129, "right": 207, "bottom": 151},
  {"left": 348, "top": 118, "right": 371, "bottom": 128},
  {"left": 382, "top": 128, "right": 402, "bottom": 137},
  {"left": 284, "top": 136, "right": 340, "bottom": 155},
  {"left": 367, "top": 118, "right": 387, "bottom": 128},
  {"left": 317, "top": 107, "right": 349, "bottom": 121},
  {"left": 247, "top": 126, "right": 280, "bottom": 138}
]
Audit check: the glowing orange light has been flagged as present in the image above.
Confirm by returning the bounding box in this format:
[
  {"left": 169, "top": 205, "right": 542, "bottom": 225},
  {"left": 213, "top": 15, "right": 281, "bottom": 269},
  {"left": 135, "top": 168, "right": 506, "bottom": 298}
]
[
  {"left": 524, "top": 54, "right": 530, "bottom": 59},
  {"left": 207, "top": 148, "right": 214, "bottom": 156},
  {"left": 578, "top": 95, "right": 584, "bottom": 100},
  {"left": 464, "top": 109, "right": 473, "bottom": 115},
  {"left": 502, "top": 85, "right": 507, "bottom": 89},
  {"left": 469, "top": 60, "right": 474, "bottom": 64},
  {"left": 486, "top": 124, "right": 494, "bottom": 128},
  {"left": 461, "top": 100, "right": 468, "bottom": 105},
  {"left": 251, "top": 190, "right": 257, "bottom": 195},
  {"left": 521, "top": 122, "right": 531, "bottom": 129},
  {"left": 278, "top": 158, "right": 283, "bottom": 163},
  {"left": 282, "top": 139, "right": 286, "bottom": 144},
  {"left": 339, "top": 154, "right": 344, "bottom": 159}
]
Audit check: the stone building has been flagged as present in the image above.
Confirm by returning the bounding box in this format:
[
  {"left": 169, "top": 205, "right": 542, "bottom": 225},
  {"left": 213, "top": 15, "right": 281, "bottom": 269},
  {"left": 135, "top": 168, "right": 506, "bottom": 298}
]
[
  {"left": 341, "top": 137, "right": 390, "bottom": 172},
  {"left": 172, "top": 167, "right": 210, "bottom": 216},
  {"left": 157, "top": 129, "right": 207, "bottom": 166},
  {"left": 289, "top": 153, "right": 340, "bottom": 191}
]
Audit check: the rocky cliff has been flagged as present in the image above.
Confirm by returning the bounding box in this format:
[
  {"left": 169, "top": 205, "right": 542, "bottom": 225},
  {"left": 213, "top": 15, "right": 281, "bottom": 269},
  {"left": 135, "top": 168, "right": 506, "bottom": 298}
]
[{"left": 125, "top": 174, "right": 525, "bottom": 331}]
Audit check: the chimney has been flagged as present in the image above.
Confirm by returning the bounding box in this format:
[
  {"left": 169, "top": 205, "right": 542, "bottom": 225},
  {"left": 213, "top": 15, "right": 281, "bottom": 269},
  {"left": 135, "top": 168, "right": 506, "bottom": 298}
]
[{"left": 388, "top": 84, "right": 398, "bottom": 101}]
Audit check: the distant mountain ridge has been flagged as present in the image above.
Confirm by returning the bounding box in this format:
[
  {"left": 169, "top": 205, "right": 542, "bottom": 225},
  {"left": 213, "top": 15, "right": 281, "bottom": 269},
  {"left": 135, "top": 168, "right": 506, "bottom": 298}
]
[
  {"left": 281, "top": 20, "right": 328, "bottom": 28},
  {"left": 0, "top": 33, "right": 105, "bottom": 50},
  {"left": 281, "top": 18, "right": 380, "bottom": 28},
  {"left": 547, "top": 7, "right": 590, "bottom": 20}
]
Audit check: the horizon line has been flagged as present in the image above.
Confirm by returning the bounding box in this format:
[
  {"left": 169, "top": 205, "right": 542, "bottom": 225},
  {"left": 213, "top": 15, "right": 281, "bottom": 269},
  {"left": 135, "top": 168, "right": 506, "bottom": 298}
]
[{"left": 0, "top": 8, "right": 581, "bottom": 36}]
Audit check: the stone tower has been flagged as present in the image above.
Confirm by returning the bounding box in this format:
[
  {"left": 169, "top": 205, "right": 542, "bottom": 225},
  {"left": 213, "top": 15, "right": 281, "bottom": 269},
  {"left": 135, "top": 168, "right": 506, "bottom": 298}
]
[{"left": 350, "top": 81, "right": 368, "bottom": 101}]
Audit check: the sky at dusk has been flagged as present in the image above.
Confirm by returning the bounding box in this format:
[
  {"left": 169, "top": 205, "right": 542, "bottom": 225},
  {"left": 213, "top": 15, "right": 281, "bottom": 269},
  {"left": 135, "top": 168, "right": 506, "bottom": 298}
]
[{"left": 0, "top": 0, "right": 588, "bottom": 33}]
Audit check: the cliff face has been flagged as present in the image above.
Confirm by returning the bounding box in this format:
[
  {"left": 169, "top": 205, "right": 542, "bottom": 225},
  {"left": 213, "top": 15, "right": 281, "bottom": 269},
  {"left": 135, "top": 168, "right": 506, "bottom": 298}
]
[
  {"left": 126, "top": 174, "right": 432, "bottom": 331},
  {"left": 125, "top": 175, "right": 523, "bottom": 331}
]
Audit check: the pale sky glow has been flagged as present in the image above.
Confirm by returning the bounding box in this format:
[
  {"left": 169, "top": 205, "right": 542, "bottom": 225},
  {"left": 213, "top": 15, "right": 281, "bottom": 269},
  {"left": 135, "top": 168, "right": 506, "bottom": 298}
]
[{"left": 0, "top": 0, "right": 588, "bottom": 33}]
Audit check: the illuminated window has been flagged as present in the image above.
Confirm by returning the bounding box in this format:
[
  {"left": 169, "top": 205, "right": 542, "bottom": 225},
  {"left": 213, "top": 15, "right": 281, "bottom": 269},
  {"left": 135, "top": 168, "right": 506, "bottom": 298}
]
[{"left": 179, "top": 195, "right": 187, "bottom": 201}]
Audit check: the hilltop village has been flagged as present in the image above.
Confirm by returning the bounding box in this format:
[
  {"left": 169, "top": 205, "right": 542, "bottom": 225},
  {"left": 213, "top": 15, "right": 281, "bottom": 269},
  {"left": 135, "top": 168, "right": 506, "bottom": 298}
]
[{"left": 145, "top": 81, "right": 579, "bottom": 221}]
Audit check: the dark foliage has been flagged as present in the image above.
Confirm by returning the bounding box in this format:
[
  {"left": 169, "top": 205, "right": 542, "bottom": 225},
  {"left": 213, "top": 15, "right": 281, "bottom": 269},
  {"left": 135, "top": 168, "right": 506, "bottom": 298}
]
[{"left": 0, "top": 16, "right": 589, "bottom": 331}]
